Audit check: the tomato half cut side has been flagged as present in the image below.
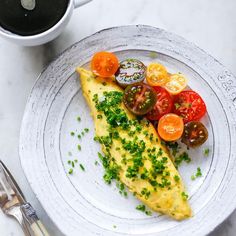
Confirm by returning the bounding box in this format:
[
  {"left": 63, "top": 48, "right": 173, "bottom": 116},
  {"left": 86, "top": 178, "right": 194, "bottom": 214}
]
[
  {"left": 146, "top": 63, "right": 169, "bottom": 86},
  {"left": 123, "top": 83, "right": 157, "bottom": 115},
  {"left": 173, "top": 90, "right": 207, "bottom": 123},
  {"left": 91, "top": 51, "right": 119, "bottom": 77},
  {"left": 164, "top": 73, "right": 188, "bottom": 95},
  {"left": 158, "top": 113, "right": 184, "bottom": 141},
  {"left": 182, "top": 121, "right": 208, "bottom": 147},
  {"left": 115, "top": 59, "right": 146, "bottom": 87},
  {"left": 146, "top": 86, "right": 173, "bottom": 120}
]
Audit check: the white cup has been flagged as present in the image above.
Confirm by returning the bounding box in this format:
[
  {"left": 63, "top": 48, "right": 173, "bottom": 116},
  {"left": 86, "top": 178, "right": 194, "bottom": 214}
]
[{"left": 0, "top": 0, "right": 92, "bottom": 46}]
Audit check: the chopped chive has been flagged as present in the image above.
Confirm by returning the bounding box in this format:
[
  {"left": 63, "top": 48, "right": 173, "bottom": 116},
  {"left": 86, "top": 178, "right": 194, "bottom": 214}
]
[
  {"left": 204, "top": 148, "right": 210, "bottom": 157},
  {"left": 174, "top": 103, "right": 181, "bottom": 109},
  {"left": 136, "top": 204, "right": 145, "bottom": 212},
  {"left": 113, "top": 225, "right": 117, "bottom": 228},
  {"left": 149, "top": 51, "right": 158, "bottom": 59},
  {"left": 79, "top": 164, "right": 85, "bottom": 171},
  {"left": 67, "top": 160, "right": 71, "bottom": 164},
  {"left": 81, "top": 131, "right": 85, "bottom": 136},
  {"left": 68, "top": 168, "right": 73, "bottom": 175},
  {"left": 95, "top": 160, "right": 98, "bottom": 166},
  {"left": 84, "top": 128, "right": 89, "bottom": 133},
  {"left": 77, "top": 134, "right": 81, "bottom": 139},
  {"left": 174, "top": 175, "right": 180, "bottom": 182},
  {"left": 181, "top": 192, "right": 188, "bottom": 201},
  {"left": 145, "top": 210, "right": 152, "bottom": 216},
  {"left": 77, "top": 116, "right": 81, "bottom": 122},
  {"left": 191, "top": 175, "right": 196, "bottom": 181},
  {"left": 196, "top": 167, "right": 202, "bottom": 177},
  {"left": 77, "top": 144, "right": 81, "bottom": 151},
  {"left": 72, "top": 161, "right": 75, "bottom": 168},
  {"left": 74, "top": 159, "right": 78, "bottom": 163},
  {"left": 70, "top": 131, "right": 75, "bottom": 136}
]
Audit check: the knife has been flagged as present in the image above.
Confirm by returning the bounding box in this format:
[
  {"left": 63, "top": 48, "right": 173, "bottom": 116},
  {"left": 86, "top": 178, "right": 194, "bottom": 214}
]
[{"left": 0, "top": 160, "right": 50, "bottom": 236}]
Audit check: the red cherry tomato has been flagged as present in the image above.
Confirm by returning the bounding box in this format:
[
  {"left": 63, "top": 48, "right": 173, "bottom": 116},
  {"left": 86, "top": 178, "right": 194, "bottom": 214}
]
[
  {"left": 146, "top": 86, "right": 173, "bottom": 120},
  {"left": 173, "top": 90, "right": 207, "bottom": 123},
  {"left": 91, "top": 51, "right": 119, "bottom": 77}
]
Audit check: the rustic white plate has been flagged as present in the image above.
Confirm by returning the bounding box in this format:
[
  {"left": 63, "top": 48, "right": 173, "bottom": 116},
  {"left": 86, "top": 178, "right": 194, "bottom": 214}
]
[{"left": 19, "top": 25, "right": 236, "bottom": 236}]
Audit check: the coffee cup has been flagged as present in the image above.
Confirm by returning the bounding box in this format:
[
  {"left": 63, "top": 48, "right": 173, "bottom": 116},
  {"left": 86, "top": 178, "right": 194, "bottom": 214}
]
[{"left": 0, "top": 0, "right": 92, "bottom": 46}]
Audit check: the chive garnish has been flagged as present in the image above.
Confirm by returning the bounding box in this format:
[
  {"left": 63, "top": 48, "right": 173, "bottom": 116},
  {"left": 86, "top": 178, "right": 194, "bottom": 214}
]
[{"left": 79, "top": 164, "right": 85, "bottom": 171}]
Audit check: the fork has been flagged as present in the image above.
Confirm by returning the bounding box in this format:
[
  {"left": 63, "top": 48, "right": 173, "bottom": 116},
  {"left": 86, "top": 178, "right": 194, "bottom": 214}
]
[{"left": 0, "top": 183, "right": 31, "bottom": 236}]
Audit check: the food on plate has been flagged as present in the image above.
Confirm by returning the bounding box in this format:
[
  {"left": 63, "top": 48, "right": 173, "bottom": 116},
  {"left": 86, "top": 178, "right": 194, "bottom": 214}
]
[
  {"left": 157, "top": 113, "right": 184, "bottom": 141},
  {"left": 75, "top": 51, "right": 211, "bottom": 220},
  {"left": 123, "top": 83, "right": 157, "bottom": 115},
  {"left": 115, "top": 59, "right": 146, "bottom": 87},
  {"left": 91, "top": 51, "right": 119, "bottom": 77},
  {"left": 164, "top": 73, "right": 188, "bottom": 95},
  {"left": 146, "top": 63, "right": 169, "bottom": 86},
  {"left": 146, "top": 86, "right": 173, "bottom": 121},
  {"left": 76, "top": 67, "right": 192, "bottom": 220},
  {"left": 182, "top": 121, "right": 208, "bottom": 147},
  {"left": 173, "top": 90, "right": 207, "bottom": 123}
]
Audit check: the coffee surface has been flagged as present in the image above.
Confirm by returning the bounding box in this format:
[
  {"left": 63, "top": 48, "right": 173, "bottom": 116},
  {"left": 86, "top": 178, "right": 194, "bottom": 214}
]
[{"left": 0, "top": 0, "right": 69, "bottom": 36}]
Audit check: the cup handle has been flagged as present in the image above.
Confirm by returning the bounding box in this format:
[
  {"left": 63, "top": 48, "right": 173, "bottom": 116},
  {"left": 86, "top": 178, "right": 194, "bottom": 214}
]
[{"left": 74, "top": 0, "right": 92, "bottom": 8}]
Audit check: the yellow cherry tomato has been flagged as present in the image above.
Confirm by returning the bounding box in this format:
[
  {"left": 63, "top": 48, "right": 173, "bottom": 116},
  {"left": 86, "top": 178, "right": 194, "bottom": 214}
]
[
  {"left": 164, "top": 73, "right": 188, "bottom": 95},
  {"left": 146, "top": 63, "right": 169, "bottom": 86}
]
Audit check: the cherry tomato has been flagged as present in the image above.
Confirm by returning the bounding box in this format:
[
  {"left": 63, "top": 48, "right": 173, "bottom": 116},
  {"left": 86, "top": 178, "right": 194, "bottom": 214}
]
[
  {"left": 115, "top": 59, "right": 146, "bottom": 87},
  {"left": 91, "top": 51, "right": 119, "bottom": 77},
  {"left": 158, "top": 113, "right": 184, "bottom": 141},
  {"left": 164, "top": 73, "right": 188, "bottom": 95},
  {"left": 182, "top": 121, "right": 208, "bottom": 147},
  {"left": 146, "top": 63, "right": 169, "bottom": 86},
  {"left": 146, "top": 86, "right": 173, "bottom": 121},
  {"left": 123, "top": 83, "right": 157, "bottom": 115},
  {"left": 173, "top": 90, "right": 207, "bottom": 123}
]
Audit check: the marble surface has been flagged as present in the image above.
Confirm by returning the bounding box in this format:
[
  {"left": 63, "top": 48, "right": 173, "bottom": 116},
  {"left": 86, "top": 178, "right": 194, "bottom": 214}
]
[{"left": 0, "top": 0, "right": 235, "bottom": 235}]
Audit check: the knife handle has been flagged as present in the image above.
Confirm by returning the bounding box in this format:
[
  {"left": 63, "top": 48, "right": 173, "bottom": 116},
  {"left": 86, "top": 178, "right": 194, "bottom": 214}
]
[
  {"left": 30, "top": 220, "right": 50, "bottom": 236},
  {"left": 20, "top": 203, "right": 50, "bottom": 236}
]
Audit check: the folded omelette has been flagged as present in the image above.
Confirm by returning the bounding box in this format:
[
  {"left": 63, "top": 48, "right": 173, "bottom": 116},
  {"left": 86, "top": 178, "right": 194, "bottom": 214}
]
[{"left": 76, "top": 67, "right": 192, "bottom": 220}]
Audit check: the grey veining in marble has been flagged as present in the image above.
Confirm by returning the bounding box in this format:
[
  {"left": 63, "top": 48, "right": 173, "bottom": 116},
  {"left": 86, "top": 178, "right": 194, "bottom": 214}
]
[{"left": 0, "top": 0, "right": 235, "bottom": 235}]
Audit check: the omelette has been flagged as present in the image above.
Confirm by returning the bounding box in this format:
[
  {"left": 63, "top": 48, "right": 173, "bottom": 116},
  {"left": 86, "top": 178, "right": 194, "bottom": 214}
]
[{"left": 76, "top": 67, "right": 192, "bottom": 220}]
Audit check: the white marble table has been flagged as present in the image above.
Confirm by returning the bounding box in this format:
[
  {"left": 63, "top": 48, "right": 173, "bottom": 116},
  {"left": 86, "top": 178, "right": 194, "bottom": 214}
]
[{"left": 0, "top": 0, "right": 235, "bottom": 235}]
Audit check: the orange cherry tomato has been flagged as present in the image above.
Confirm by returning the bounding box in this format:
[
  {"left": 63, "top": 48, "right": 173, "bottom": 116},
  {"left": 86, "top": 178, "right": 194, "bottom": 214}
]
[
  {"left": 146, "top": 63, "right": 169, "bottom": 86},
  {"left": 91, "top": 51, "right": 119, "bottom": 77},
  {"left": 158, "top": 113, "right": 184, "bottom": 141}
]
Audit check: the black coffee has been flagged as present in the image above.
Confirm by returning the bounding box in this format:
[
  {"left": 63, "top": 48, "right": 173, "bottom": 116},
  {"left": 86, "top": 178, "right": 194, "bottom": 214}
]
[{"left": 0, "top": 0, "right": 69, "bottom": 36}]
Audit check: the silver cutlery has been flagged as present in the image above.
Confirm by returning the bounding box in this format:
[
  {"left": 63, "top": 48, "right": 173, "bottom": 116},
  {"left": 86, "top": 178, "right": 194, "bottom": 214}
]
[{"left": 0, "top": 160, "right": 50, "bottom": 236}]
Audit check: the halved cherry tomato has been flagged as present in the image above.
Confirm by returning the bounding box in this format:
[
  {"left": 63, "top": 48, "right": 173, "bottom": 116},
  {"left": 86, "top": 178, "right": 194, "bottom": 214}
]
[
  {"left": 164, "top": 73, "right": 188, "bottom": 95},
  {"left": 91, "top": 51, "right": 119, "bottom": 77},
  {"left": 158, "top": 113, "right": 184, "bottom": 141},
  {"left": 123, "top": 83, "right": 157, "bottom": 115},
  {"left": 115, "top": 59, "right": 146, "bottom": 87},
  {"left": 146, "top": 63, "right": 169, "bottom": 86},
  {"left": 182, "top": 121, "right": 208, "bottom": 147},
  {"left": 173, "top": 90, "right": 206, "bottom": 123},
  {"left": 146, "top": 86, "right": 173, "bottom": 120}
]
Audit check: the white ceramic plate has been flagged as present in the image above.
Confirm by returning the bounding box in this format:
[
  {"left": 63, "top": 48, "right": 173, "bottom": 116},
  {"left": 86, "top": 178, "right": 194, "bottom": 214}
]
[{"left": 20, "top": 25, "right": 236, "bottom": 236}]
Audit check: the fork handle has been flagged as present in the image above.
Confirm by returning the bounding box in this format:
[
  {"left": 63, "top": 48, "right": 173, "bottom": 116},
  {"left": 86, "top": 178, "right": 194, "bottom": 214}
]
[{"left": 21, "top": 203, "right": 50, "bottom": 236}]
